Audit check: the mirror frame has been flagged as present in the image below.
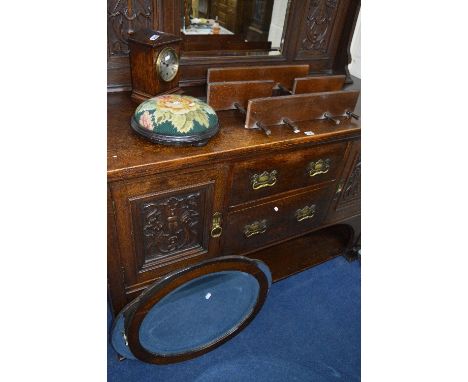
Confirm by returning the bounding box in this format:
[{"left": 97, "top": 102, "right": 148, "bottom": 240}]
[
  {"left": 177, "top": 0, "right": 360, "bottom": 92},
  {"left": 180, "top": 0, "right": 286, "bottom": 56},
  {"left": 115, "top": 256, "right": 270, "bottom": 364},
  {"left": 107, "top": 0, "right": 360, "bottom": 93}
]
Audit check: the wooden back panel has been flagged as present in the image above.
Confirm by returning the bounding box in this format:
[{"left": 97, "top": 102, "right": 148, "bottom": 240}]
[
  {"left": 207, "top": 80, "right": 275, "bottom": 111},
  {"left": 292, "top": 75, "right": 346, "bottom": 94},
  {"left": 207, "top": 65, "right": 310, "bottom": 89},
  {"left": 245, "top": 90, "right": 360, "bottom": 129},
  {"left": 183, "top": 35, "right": 272, "bottom": 51}
]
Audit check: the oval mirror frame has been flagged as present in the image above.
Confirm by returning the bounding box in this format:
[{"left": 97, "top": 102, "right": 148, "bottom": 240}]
[{"left": 112, "top": 256, "right": 271, "bottom": 364}]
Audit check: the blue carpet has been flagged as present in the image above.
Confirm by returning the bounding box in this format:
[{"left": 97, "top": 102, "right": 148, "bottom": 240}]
[{"left": 108, "top": 256, "right": 360, "bottom": 381}]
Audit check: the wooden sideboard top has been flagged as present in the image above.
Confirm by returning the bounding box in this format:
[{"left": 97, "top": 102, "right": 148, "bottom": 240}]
[{"left": 108, "top": 79, "right": 361, "bottom": 182}]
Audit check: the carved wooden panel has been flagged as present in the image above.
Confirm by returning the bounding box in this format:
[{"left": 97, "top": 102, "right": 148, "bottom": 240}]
[
  {"left": 324, "top": 140, "right": 360, "bottom": 224},
  {"left": 302, "top": 0, "right": 339, "bottom": 54},
  {"left": 108, "top": 165, "right": 228, "bottom": 310},
  {"left": 108, "top": 0, "right": 158, "bottom": 90},
  {"left": 106, "top": 0, "right": 360, "bottom": 92},
  {"left": 131, "top": 185, "right": 212, "bottom": 272},
  {"left": 340, "top": 152, "right": 360, "bottom": 204},
  {"left": 140, "top": 193, "right": 202, "bottom": 259},
  {"left": 107, "top": 0, "right": 154, "bottom": 57},
  {"left": 294, "top": 0, "right": 352, "bottom": 63}
]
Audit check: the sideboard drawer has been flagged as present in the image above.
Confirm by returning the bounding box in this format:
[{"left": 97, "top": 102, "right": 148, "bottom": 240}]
[
  {"left": 223, "top": 185, "right": 334, "bottom": 255},
  {"left": 229, "top": 142, "right": 348, "bottom": 206}
]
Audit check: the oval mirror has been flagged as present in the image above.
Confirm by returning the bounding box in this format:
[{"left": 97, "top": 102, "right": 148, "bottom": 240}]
[{"left": 111, "top": 256, "right": 271, "bottom": 364}]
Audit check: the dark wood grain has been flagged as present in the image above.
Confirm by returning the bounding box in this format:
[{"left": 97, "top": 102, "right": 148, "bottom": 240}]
[
  {"left": 246, "top": 223, "right": 352, "bottom": 281},
  {"left": 107, "top": 92, "right": 360, "bottom": 182},
  {"left": 128, "top": 29, "right": 182, "bottom": 101},
  {"left": 228, "top": 141, "right": 348, "bottom": 206},
  {"left": 325, "top": 139, "right": 361, "bottom": 224},
  {"left": 108, "top": 185, "right": 126, "bottom": 315},
  {"left": 110, "top": 166, "right": 227, "bottom": 293},
  {"left": 107, "top": 0, "right": 361, "bottom": 91},
  {"left": 223, "top": 184, "right": 334, "bottom": 255},
  {"left": 292, "top": 74, "right": 345, "bottom": 94},
  {"left": 108, "top": 2, "right": 362, "bottom": 355},
  {"left": 245, "top": 90, "right": 360, "bottom": 128},
  {"left": 108, "top": 89, "right": 361, "bottom": 315},
  {"left": 332, "top": 0, "right": 361, "bottom": 82},
  {"left": 207, "top": 80, "right": 275, "bottom": 111},
  {"left": 207, "top": 64, "right": 310, "bottom": 89},
  {"left": 107, "top": 0, "right": 156, "bottom": 90},
  {"left": 182, "top": 34, "right": 272, "bottom": 52}
]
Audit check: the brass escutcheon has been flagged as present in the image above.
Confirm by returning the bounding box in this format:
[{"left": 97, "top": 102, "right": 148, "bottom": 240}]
[
  {"left": 295, "top": 204, "right": 316, "bottom": 222},
  {"left": 251, "top": 170, "right": 278, "bottom": 190},
  {"left": 307, "top": 159, "right": 331, "bottom": 177},
  {"left": 244, "top": 219, "right": 267, "bottom": 238},
  {"left": 211, "top": 212, "right": 223, "bottom": 238}
]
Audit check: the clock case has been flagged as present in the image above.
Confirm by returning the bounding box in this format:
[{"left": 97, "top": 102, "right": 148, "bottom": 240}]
[{"left": 128, "top": 29, "right": 182, "bottom": 103}]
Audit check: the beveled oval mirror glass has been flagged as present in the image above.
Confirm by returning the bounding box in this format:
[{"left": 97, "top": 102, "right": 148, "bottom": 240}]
[
  {"left": 139, "top": 271, "right": 260, "bottom": 355},
  {"left": 181, "top": 0, "right": 290, "bottom": 57}
]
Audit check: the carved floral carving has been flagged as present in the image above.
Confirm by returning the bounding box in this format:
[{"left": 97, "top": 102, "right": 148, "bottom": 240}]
[
  {"left": 342, "top": 153, "right": 360, "bottom": 201},
  {"left": 140, "top": 192, "right": 202, "bottom": 261},
  {"left": 107, "top": 0, "right": 153, "bottom": 56},
  {"left": 302, "top": 0, "right": 339, "bottom": 54}
]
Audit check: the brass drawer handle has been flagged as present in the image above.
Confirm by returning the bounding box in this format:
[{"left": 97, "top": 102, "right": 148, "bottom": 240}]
[
  {"left": 251, "top": 170, "right": 277, "bottom": 190},
  {"left": 211, "top": 212, "right": 223, "bottom": 238},
  {"left": 295, "top": 204, "right": 316, "bottom": 222},
  {"left": 307, "top": 159, "right": 331, "bottom": 177},
  {"left": 244, "top": 219, "right": 267, "bottom": 238}
]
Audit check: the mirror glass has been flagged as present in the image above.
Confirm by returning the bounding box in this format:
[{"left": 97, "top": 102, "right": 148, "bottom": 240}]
[
  {"left": 182, "top": 0, "right": 290, "bottom": 55},
  {"left": 139, "top": 271, "right": 260, "bottom": 355}
]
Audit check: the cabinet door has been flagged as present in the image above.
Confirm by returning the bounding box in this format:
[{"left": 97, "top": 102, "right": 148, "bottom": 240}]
[
  {"left": 109, "top": 165, "right": 228, "bottom": 305},
  {"left": 325, "top": 140, "right": 361, "bottom": 223}
]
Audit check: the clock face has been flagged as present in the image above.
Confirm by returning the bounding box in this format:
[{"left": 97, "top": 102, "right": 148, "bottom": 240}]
[{"left": 156, "top": 47, "right": 179, "bottom": 82}]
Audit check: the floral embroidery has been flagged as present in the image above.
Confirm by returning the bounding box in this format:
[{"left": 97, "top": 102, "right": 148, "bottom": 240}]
[
  {"left": 156, "top": 95, "right": 199, "bottom": 114},
  {"left": 135, "top": 95, "right": 217, "bottom": 134},
  {"left": 139, "top": 111, "right": 153, "bottom": 130}
]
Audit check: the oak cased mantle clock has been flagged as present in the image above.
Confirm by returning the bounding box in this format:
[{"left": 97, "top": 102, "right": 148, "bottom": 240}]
[{"left": 128, "top": 29, "right": 181, "bottom": 103}]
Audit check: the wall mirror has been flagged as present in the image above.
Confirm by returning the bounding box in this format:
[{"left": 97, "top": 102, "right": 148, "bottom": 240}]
[
  {"left": 107, "top": 0, "right": 360, "bottom": 92},
  {"left": 181, "top": 0, "right": 290, "bottom": 56}
]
